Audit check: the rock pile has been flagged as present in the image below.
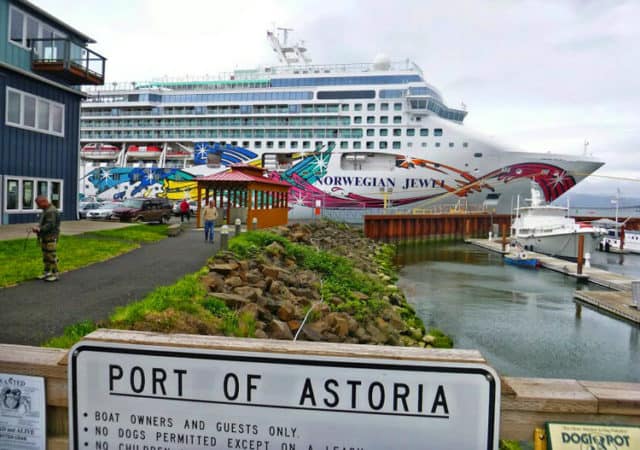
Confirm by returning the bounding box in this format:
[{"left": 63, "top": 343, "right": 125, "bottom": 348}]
[{"left": 202, "top": 221, "right": 440, "bottom": 347}]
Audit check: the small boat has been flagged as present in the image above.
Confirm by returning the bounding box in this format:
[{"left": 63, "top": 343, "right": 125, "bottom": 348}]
[
  {"left": 510, "top": 182, "right": 603, "bottom": 260},
  {"left": 504, "top": 244, "right": 539, "bottom": 268}
]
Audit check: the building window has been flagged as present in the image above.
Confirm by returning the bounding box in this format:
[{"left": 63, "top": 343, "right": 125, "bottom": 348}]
[
  {"left": 5, "top": 176, "right": 63, "bottom": 212},
  {"left": 366, "top": 116, "right": 375, "bottom": 124},
  {"left": 394, "top": 103, "right": 402, "bottom": 111},
  {"left": 420, "top": 128, "right": 429, "bottom": 136},
  {"left": 5, "top": 88, "right": 65, "bottom": 137},
  {"left": 406, "top": 128, "right": 415, "bottom": 136},
  {"left": 434, "top": 128, "right": 443, "bottom": 136},
  {"left": 8, "top": 6, "right": 66, "bottom": 49}
]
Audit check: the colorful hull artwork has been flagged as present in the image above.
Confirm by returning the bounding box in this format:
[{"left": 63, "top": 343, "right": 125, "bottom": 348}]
[{"left": 83, "top": 142, "right": 576, "bottom": 209}]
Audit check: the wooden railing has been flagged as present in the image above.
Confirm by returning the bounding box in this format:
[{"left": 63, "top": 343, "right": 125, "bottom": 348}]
[{"left": 0, "top": 330, "right": 637, "bottom": 447}]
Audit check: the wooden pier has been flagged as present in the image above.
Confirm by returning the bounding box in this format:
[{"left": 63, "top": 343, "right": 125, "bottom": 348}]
[{"left": 466, "top": 238, "right": 640, "bottom": 325}]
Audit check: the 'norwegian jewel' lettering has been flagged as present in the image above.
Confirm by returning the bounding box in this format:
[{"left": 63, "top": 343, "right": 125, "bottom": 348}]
[
  {"left": 298, "top": 378, "right": 449, "bottom": 416},
  {"left": 318, "top": 176, "right": 396, "bottom": 188}
]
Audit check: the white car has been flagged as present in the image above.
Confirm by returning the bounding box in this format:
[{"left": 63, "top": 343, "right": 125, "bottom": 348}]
[{"left": 86, "top": 202, "right": 121, "bottom": 220}]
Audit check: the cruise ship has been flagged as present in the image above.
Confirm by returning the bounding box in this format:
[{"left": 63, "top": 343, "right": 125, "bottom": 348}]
[{"left": 79, "top": 30, "right": 603, "bottom": 214}]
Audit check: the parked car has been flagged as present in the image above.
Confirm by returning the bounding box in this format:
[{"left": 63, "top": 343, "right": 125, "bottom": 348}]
[
  {"left": 173, "top": 200, "right": 198, "bottom": 216},
  {"left": 86, "top": 202, "right": 121, "bottom": 220},
  {"left": 113, "top": 198, "right": 173, "bottom": 223},
  {"left": 78, "top": 202, "right": 102, "bottom": 219}
]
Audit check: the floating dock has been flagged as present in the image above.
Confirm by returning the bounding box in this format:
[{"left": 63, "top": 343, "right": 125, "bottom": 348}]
[{"left": 466, "top": 238, "right": 640, "bottom": 325}]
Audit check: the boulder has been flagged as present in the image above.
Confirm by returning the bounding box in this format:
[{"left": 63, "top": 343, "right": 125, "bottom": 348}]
[
  {"left": 225, "top": 276, "right": 244, "bottom": 288},
  {"left": 266, "top": 319, "right": 293, "bottom": 340},
  {"left": 209, "top": 262, "right": 239, "bottom": 273},
  {"left": 208, "top": 292, "right": 250, "bottom": 309},
  {"left": 201, "top": 272, "right": 225, "bottom": 292},
  {"left": 265, "top": 241, "right": 286, "bottom": 257},
  {"left": 276, "top": 301, "right": 297, "bottom": 322},
  {"left": 232, "top": 286, "right": 262, "bottom": 301}
]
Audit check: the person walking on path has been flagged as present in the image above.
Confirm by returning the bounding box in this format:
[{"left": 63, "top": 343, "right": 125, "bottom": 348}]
[
  {"left": 202, "top": 200, "right": 218, "bottom": 243},
  {"left": 179, "top": 199, "right": 191, "bottom": 223},
  {"left": 32, "top": 196, "right": 61, "bottom": 282}
]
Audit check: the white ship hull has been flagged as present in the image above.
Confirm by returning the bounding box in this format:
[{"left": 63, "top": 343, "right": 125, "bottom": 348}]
[{"left": 518, "top": 232, "right": 602, "bottom": 260}]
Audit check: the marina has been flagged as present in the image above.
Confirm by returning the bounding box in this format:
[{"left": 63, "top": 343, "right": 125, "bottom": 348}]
[{"left": 396, "top": 242, "right": 640, "bottom": 382}]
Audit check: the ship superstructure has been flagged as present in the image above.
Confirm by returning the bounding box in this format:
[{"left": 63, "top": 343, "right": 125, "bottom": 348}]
[{"left": 79, "top": 30, "right": 602, "bottom": 212}]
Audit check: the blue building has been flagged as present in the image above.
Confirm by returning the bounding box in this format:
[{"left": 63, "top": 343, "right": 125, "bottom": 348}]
[{"left": 0, "top": 0, "right": 105, "bottom": 223}]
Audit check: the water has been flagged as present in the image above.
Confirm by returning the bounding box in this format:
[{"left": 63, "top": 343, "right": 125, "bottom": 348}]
[{"left": 396, "top": 243, "right": 640, "bottom": 382}]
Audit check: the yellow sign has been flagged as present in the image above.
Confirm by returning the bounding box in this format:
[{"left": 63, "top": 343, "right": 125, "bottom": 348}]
[{"left": 546, "top": 422, "right": 640, "bottom": 450}]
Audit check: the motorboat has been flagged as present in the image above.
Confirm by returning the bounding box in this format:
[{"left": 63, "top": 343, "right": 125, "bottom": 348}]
[
  {"left": 504, "top": 244, "right": 539, "bottom": 269},
  {"left": 510, "top": 183, "right": 604, "bottom": 260},
  {"left": 592, "top": 218, "right": 640, "bottom": 254}
]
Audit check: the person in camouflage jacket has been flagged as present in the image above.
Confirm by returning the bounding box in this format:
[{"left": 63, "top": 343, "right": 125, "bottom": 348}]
[{"left": 32, "top": 196, "right": 61, "bottom": 282}]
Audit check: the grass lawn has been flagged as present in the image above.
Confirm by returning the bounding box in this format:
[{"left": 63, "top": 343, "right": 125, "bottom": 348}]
[{"left": 0, "top": 224, "right": 167, "bottom": 288}]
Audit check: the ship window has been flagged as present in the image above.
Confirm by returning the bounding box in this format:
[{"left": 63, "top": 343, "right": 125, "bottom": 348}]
[
  {"left": 267, "top": 141, "right": 274, "bottom": 149},
  {"left": 394, "top": 103, "right": 403, "bottom": 111},
  {"left": 367, "top": 103, "right": 375, "bottom": 111},
  {"left": 278, "top": 141, "right": 286, "bottom": 149},
  {"left": 354, "top": 104, "right": 362, "bottom": 111},
  {"left": 291, "top": 142, "right": 298, "bottom": 149},
  {"left": 380, "top": 116, "right": 389, "bottom": 124},
  {"left": 474, "top": 152, "right": 483, "bottom": 157},
  {"left": 434, "top": 128, "right": 443, "bottom": 136},
  {"left": 422, "top": 143, "right": 427, "bottom": 147},
  {"left": 463, "top": 142, "right": 469, "bottom": 147},
  {"left": 379, "top": 141, "right": 388, "bottom": 149},
  {"left": 254, "top": 141, "right": 262, "bottom": 149},
  {"left": 303, "top": 141, "right": 310, "bottom": 149},
  {"left": 340, "top": 141, "right": 349, "bottom": 149},
  {"left": 341, "top": 104, "right": 349, "bottom": 111},
  {"left": 420, "top": 128, "right": 429, "bottom": 136},
  {"left": 354, "top": 116, "right": 362, "bottom": 124},
  {"left": 380, "top": 103, "right": 389, "bottom": 111},
  {"left": 366, "top": 129, "right": 375, "bottom": 137},
  {"left": 379, "top": 129, "right": 388, "bottom": 136},
  {"left": 242, "top": 141, "right": 250, "bottom": 148},
  {"left": 435, "top": 142, "right": 441, "bottom": 147},
  {"left": 393, "top": 129, "right": 401, "bottom": 136},
  {"left": 366, "top": 141, "right": 374, "bottom": 149},
  {"left": 317, "top": 90, "right": 375, "bottom": 100},
  {"left": 391, "top": 141, "right": 400, "bottom": 149},
  {"left": 406, "top": 129, "right": 415, "bottom": 136},
  {"left": 367, "top": 116, "right": 375, "bottom": 124},
  {"left": 449, "top": 142, "right": 454, "bottom": 148},
  {"left": 393, "top": 116, "right": 402, "bottom": 124}
]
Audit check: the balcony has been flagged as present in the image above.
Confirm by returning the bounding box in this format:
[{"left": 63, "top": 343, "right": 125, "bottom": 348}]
[{"left": 30, "top": 38, "right": 105, "bottom": 86}]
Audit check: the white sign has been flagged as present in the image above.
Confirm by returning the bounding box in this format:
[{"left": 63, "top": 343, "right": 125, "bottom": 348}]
[
  {"left": 69, "top": 342, "right": 500, "bottom": 450},
  {"left": 0, "top": 373, "right": 46, "bottom": 450}
]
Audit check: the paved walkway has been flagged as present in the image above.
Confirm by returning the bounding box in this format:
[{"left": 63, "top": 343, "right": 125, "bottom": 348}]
[{"left": 0, "top": 223, "right": 221, "bottom": 346}]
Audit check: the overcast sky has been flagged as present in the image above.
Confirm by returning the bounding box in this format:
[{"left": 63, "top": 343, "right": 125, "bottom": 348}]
[{"left": 36, "top": 0, "right": 640, "bottom": 198}]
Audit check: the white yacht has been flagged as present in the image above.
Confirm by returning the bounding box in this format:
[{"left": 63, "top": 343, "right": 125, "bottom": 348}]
[
  {"left": 511, "top": 184, "right": 604, "bottom": 260},
  {"left": 79, "top": 30, "right": 603, "bottom": 213},
  {"left": 593, "top": 219, "right": 640, "bottom": 254}
]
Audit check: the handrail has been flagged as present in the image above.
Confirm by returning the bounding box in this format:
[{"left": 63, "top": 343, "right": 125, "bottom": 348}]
[{"left": 29, "top": 38, "right": 106, "bottom": 82}]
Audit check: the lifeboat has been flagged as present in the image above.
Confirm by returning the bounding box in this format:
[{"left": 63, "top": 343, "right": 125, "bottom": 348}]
[
  {"left": 127, "top": 145, "right": 162, "bottom": 160},
  {"left": 80, "top": 143, "right": 120, "bottom": 160}
]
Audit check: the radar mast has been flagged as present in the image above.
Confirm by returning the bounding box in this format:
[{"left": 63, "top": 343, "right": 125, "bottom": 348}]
[{"left": 267, "top": 28, "right": 311, "bottom": 65}]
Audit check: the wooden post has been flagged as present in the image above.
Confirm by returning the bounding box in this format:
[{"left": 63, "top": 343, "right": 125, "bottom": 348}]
[
  {"left": 575, "top": 302, "right": 582, "bottom": 318},
  {"left": 620, "top": 226, "right": 625, "bottom": 251},
  {"left": 501, "top": 224, "right": 507, "bottom": 252},
  {"left": 577, "top": 234, "right": 585, "bottom": 275}
]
